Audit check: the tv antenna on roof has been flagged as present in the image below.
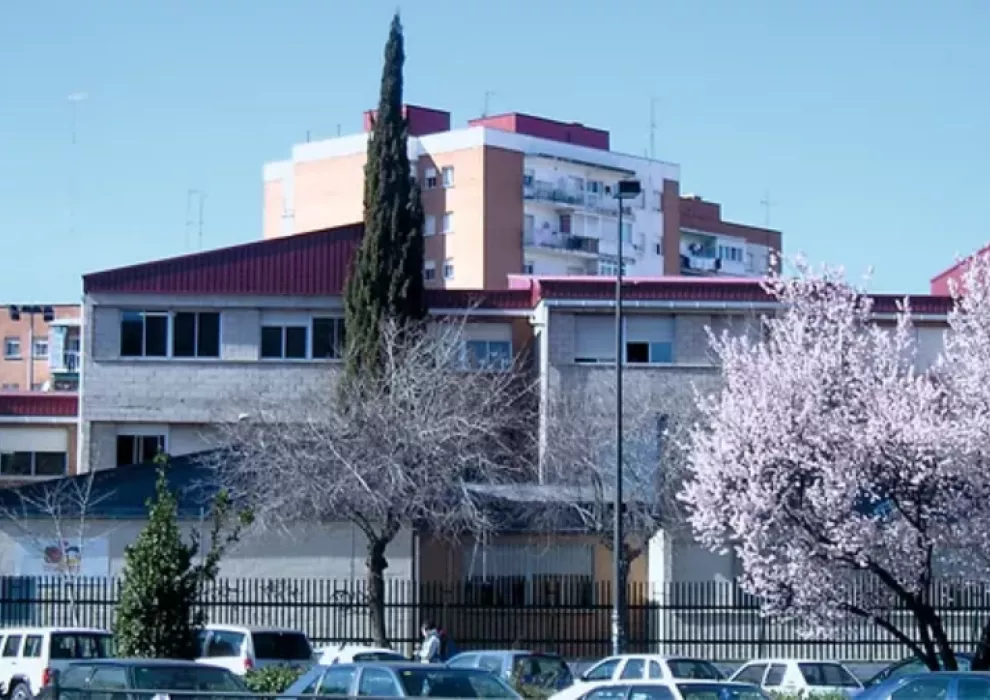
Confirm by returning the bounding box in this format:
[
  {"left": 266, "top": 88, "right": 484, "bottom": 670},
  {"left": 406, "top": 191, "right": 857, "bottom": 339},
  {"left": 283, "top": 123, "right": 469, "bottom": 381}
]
[
  {"left": 66, "top": 92, "right": 88, "bottom": 237},
  {"left": 760, "top": 189, "right": 777, "bottom": 227},
  {"left": 649, "top": 96, "right": 661, "bottom": 160},
  {"left": 186, "top": 190, "right": 206, "bottom": 250},
  {"left": 483, "top": 91, "right": 495, "bottom": 118}
]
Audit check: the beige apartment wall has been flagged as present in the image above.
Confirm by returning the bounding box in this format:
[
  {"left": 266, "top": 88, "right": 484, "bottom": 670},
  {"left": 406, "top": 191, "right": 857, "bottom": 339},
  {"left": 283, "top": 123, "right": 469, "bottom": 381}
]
[
  {"left": 293, "top": 154, "right": 367, "bottom": 234},
  {"left": 262, "top": 180, "right": 285, "bottom": 239},
  {"left": 0, "top": 305, "right": 80, "bottom": 391}
]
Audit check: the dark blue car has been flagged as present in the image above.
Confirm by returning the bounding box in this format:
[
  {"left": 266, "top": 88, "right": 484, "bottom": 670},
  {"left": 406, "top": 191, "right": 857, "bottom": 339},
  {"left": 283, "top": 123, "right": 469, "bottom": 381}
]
[
  {"left": 857, "top": 671, "right": 990, "bottom": 700},
  {"left": 864, "top": 653, "right": 975, "bottom": 687},
  {"left": 447, "top": 650, "right": 574, "bottom": 691}
]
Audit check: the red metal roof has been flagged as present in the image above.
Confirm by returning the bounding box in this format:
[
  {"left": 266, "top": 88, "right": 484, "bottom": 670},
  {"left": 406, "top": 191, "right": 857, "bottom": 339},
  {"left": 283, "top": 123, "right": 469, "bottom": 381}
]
[
  {"left": 84, "top": 224, "right": 363, "bottom": 296},
  {"left": 0, "top": 392, "right": 78, "bottom": 418}
]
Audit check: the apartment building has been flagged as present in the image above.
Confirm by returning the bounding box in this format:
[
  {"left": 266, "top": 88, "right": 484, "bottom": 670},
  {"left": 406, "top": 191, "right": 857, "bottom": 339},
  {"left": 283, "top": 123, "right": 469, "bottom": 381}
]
[
  {"left": 263, "top": 106, "right": 779, "bottom": 287},
  {"left": 930, "top": 243, "right": 990, "bottom": 295},
  {"left": 1, "top": 305, "right": 82, "bottom": 392}
]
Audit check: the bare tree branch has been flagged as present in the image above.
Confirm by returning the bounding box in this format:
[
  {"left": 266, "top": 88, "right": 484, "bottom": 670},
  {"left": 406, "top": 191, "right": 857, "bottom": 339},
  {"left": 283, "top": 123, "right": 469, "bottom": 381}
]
[
  {"left": 211, "top": 315, "right": 538, "bottom": 645},
  {"left": 0, "top": 471, "right": 115, "bottom": 625}
]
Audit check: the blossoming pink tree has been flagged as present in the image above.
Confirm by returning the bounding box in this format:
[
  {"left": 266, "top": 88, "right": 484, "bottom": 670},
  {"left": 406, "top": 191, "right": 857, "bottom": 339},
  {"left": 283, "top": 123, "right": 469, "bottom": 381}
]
[{"left": 680, "top": 254, "right": 990, "bottom": 671}]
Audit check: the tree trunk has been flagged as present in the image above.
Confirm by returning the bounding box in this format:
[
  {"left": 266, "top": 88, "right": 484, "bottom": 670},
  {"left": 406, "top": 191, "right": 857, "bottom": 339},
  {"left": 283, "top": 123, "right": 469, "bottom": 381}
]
[
  {"left": 366, "top": 538, "right": 390, "bottom": 648},
  {"left": 924, "top": 607, "right": 958, "bottom": 671}
]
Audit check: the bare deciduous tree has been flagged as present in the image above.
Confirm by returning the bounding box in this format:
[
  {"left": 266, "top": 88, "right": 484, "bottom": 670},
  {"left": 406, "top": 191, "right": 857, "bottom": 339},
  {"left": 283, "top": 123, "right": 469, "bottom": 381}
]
[
  {"left": 541, "top": 378, "right": 702, "bottom": 580},
  {"left": 0, "top": 471, "right": 113, "bottom": 625},
  {"left": 214, "top": 317, "right": 537, "bottom": 646}
]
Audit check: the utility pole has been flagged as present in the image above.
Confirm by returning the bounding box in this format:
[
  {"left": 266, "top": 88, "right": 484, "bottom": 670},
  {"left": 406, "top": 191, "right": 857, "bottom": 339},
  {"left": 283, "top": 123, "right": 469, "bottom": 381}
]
[{"left": 185, "top": 190, "right": 206, "bottom": 250}]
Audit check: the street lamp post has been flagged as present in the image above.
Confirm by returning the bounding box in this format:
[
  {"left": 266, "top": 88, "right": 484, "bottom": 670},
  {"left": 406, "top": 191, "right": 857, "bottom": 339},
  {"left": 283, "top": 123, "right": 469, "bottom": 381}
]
[
  {"left": 612, "top": 178, "right": 642, "bottom": 656},
  {"left": 8, "top": 305, "right": 55, "bottom": 391}
]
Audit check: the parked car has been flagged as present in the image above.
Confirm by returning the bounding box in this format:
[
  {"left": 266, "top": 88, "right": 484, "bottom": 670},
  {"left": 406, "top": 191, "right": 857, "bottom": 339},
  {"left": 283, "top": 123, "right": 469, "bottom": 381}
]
[
  {"left": 553, "top": 654, "right": 723, "bottom": 700},
  {"left": 552, "top": 678, "right": 770, "bottom": 700},
  {"left": 0, "top": 626, "right": 113, "bottom": 700},
  {"left": 40, "top": 659, "right": 248, "bottom": 700},
  {"left": 314, "top": 644, "right": 407, "bottom": 665},
  {"left": 195, "top": 625, "right": 313, "bottom": 675},
  {"left": 730, "top": 658, "right": 862, "bottom": 697},
  {"left": 446, "top": 649, "right": 573, "bottom": 691},
  {"left": 855, "top": 671, "right": 990, "bottom": 700},
  {"left": 864, "top": 653, "right": 974, "bottom": 687},
  {"left": 282, "top": 662, "right": 521, "bottom": 698}
]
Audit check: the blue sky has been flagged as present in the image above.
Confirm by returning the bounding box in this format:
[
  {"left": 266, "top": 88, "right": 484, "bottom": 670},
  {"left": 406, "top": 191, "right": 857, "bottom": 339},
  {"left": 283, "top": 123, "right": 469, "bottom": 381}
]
[{"left": 1, "top": 0, "right": 987, "bottom": 302}]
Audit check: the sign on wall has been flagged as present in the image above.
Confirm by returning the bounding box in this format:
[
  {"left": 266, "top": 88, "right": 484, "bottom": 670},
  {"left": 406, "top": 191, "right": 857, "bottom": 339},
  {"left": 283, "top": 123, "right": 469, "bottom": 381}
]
[{"left": 15, "top": 537, "right": 110, "bottom": 577}]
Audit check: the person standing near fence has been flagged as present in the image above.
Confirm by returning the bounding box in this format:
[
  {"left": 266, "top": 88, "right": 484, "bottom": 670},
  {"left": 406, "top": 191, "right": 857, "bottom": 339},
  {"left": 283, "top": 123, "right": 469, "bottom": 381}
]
[{"left": 418, "top": 620, "right": 441, "bottom": 663}]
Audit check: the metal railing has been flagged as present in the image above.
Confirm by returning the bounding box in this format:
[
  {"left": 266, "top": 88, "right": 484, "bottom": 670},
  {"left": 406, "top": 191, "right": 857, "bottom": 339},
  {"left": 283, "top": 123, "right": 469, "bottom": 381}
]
[{"left": 523, "top": 231, "right": 599, "bottom": 255}]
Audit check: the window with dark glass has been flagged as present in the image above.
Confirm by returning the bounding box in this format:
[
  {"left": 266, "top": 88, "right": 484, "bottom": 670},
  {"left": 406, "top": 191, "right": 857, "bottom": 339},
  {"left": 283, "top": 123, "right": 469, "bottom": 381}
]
[
  {"left": 0, "top": 452, "right": 67, "bottom": 477},
  {"left": 116, "top": 435, "right": 165, "bottom": 467},
  {"left": 0, "top": 453, "right": 32, "bottom": 476},
  {"left": 312, "top": 318, "right": 345, "bottom": 359},
  {"left": 34, "top": 452, "right": 67, "bottom": 476},
  {"left": 120, "top": 311, "right": 168, "bottom": 357},
  {"left": 172, "top": 311, "right": 221, "bottom": 358},
  {"left": 261, "top": 325, "right": 307, "bottom": 359}
]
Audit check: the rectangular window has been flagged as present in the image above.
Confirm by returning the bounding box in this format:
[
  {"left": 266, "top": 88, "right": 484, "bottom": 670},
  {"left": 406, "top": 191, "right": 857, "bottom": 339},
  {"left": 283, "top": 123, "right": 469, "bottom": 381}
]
[
  {"left": 574, "top": 315, "right": 615, "bottom": 364},
  {"left": 443, "top": 259, "right": 455, "bottom": 281},
  {"left": 559, "top": 214, "right": 572, "bottom": 234},
  {"left": 260, "top": 325, "right": 308, "bottom": 359},
  {"left": 621, "top": 222, "right": 633, "bottom": 242},
  {"left": 424, "top": 261, "right": 436, "bottom": 282},
  {"left": 652, "top": 190, "right": 662, "bottom": 211},
  {"left": 463, "top": 340, "right": 512, "bottom": 371},
  {"left": 120, "top": 311, "right": 168, "bottom": 357},
  {"left": 626, "top": 316, "right": 675, "bottom": 365},
  {"left": 425, "top": 167, "right": 437, "bottom": 189},
  {"left": 442, "top": 166, "right": 455, "bottom": 187},
  {"left": 172, "top": 312, "right": 220, "bottom": 358},
  {"left": 115, "top": 435, "right": 165, "bottom": 467},
  {"left": 626, "top": 341, "right": 673, "bottom": 364},
  {"left": 522, "top": 261, "right": 534, "bottom": 275},
  {"left": 424, "top": 215, "right": 436, "bottom": 237},
  {"left": 3, "top": 337, "right": 21, "bottom": 359},
  {"left": 442, "top": 212, "right": 453, "bottom": 234},
  {"left": 311, "top": 317, "right": 345, "bottom": 360},
  {"left": 0, "top": 452, "right": 68, "bottom": 477},
  {"left": 32, "top": 337, "right": 48, "bottom": 360}
]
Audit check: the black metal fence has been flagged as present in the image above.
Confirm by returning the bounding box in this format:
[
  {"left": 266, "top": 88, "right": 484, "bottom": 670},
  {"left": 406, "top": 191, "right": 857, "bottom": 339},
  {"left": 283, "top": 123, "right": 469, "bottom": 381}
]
[{"left": 3, "top": 576, "right": 990, "bottom": 662}]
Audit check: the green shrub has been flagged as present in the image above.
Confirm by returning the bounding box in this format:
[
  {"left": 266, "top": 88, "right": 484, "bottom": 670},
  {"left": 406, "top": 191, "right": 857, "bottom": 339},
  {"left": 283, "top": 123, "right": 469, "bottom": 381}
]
[{"left": 244, "top": 666, "right": 305, "bottom": 694}]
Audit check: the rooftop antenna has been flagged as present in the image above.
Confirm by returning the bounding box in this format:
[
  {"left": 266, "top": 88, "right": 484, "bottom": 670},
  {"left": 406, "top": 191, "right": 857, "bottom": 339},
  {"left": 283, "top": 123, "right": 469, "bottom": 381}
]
[
  {"left": 649, "top": 96, "right": 661, "bottom": 160},
  {"left": 305, "top": 130, "right": 311, "bottom": 143},
  {"left": 336, "top": 124, "right": 342, "bottom": 137},
  {"left": 66, "top": 92, "right": 88, "bottom": 237},
  {"left": 186, "top": 190, "right": 206, "bottom": 250},
  {"left": 483, "top": 91, "right": 495, "bottom": 117},
  {"left": 760, "top": 189, "right": 776, "bottom": 227}
]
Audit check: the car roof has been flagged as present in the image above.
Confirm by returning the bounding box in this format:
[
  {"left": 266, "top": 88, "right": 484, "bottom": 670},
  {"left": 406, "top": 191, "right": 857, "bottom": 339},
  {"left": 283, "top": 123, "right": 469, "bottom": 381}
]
[
  {"left": 69, "top": 659, "right": 218, "bottom": 668},
  {"left": 458, "top": 650, "right": 561, "bottom": 658},
  {"left": 603, "top": 654, "right": 714, "bottom": 662},
  {"left": 204, "top": 625, "right": 305, "bottom": 634},
  {"left": 0, "top": 627, "right": 109, "bottom": 635},
  {"left": 675, "top": 681, "right": 758, "bottom": 687},
  {"left": 329, "top": 662, "right": 490, "bottom": 672},
  {"left": 740, "top": 659, "right": 848, "bottom": 665}
]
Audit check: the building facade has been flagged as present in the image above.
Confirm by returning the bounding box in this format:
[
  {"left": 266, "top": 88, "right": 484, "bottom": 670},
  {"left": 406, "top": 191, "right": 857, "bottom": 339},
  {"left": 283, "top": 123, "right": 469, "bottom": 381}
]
[
  {"left": 0, "top": 305, "right": 81, "bottom": 392},
  {"left": 77, "top": 224, "right": 952, "bottom": 591},
  {"left": 263, "top": 106, "right": 779, "bottom": 287},
  {"left": 0, "top": 392, "right": 79, "bottom": 482}
]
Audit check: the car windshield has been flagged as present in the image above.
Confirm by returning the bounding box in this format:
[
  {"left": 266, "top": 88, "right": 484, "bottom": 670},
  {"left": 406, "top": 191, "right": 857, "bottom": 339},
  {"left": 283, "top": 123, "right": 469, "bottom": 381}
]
[
  {"left": 676, "top": 683, "right": 769, "bottom": 700},
  {"left": 50, "top": 633, "right": 113, "bottom": 660},
  {"left": 797, "top": 663, "right": 860, "bottom": 688},
  {"left": 133, "top": 665, "right": 248, "bottom": 692},
  {"left": 512, "top": 655, "right": 571, "bottom": 686},
  {"left": 353, "top": 652, "right": 406, "bottom": 662},
  {"left": 398, "top": 669, "right": 517, "bottom": 698},
  {"left": 251, "top": 632, "right": 312, "bottom": 661},
  {"left": 667, "top": 660, "right": 723, "bottom": 680}
]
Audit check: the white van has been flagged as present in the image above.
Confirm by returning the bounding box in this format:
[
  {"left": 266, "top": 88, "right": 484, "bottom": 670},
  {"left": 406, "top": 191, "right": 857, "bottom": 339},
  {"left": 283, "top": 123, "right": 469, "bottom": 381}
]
[
  {"left": 195, "top": 625, "right": 313, "bottom": 676},
  {"left": 0, "top": 627, "right": 113, "bottom": 700}
]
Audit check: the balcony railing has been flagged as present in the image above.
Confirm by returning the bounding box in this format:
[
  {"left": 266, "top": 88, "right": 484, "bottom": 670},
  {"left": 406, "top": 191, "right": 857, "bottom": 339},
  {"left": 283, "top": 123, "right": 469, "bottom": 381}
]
[
  {"left": 524, "top": 182, "right": 634, "bottom": 217},
  {"left": 524, "top": 230, "right": 600, "bottom": 255},
  {"left": 51, "top": 350, "right": 80, "bottom": 374}
]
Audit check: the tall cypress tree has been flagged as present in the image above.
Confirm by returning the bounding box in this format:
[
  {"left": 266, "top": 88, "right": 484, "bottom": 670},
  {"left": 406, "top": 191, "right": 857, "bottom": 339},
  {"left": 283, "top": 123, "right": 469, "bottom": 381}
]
[{"left": 344, "top": 13, "right": 426, "bottom": 378}]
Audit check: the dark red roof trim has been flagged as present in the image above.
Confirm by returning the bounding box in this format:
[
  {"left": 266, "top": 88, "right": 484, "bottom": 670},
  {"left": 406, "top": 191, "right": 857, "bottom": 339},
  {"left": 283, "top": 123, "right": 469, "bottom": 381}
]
[
  {"left": 0, "top": 393, "right": 78, "bottom": 418},
  {"left": 84, "top": 225, "right": 363, "bottom": 296},
  {"left": 426, "top": 289, "right": 533, "bottom": 310}
]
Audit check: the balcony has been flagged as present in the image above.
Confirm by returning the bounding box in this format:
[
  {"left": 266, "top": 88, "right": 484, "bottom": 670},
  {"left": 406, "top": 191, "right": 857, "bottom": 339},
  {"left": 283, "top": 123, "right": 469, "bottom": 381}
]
[
  {"left": 524, "top": 181, "right": 634, "bottom": 218},
  {"left": 680, "top": 242, "right": 720, "bottom": 275},
  {"left": 48, "top": 324, "right": 81, "bottom": 391},
  {"left": 524, "top": 229, "right": 600, "bottom": 257}
]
